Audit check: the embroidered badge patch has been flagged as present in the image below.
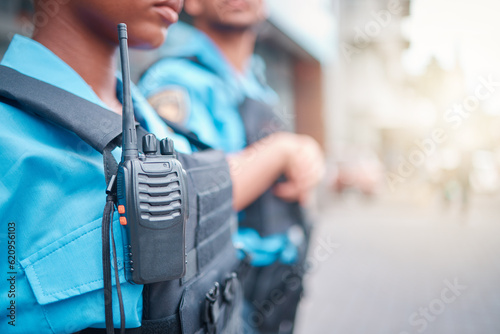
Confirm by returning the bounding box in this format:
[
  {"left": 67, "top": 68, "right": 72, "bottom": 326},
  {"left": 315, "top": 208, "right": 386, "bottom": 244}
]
[{"left": 148, "top": 88, "right": 189, "bottom": 123}]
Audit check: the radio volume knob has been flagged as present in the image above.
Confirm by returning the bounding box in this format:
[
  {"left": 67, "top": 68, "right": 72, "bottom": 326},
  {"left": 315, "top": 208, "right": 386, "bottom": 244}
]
[
  {"left": 160, "top": 138, "right": 175, "bottom": 155},
  {"left": 143, "top": 133, "right": 158, "bottom": 155}
]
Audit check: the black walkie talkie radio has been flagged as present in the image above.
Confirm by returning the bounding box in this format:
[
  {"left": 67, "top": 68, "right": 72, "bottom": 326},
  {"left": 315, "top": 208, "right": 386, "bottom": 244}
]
[{"left": 116, "top": 24, "right": 188, "bottom": 284}]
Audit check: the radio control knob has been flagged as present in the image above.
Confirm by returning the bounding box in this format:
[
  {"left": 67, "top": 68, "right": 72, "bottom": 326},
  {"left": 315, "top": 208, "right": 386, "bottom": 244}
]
[
  {"left": 160, "top": 138, "right": 175, "bottom": 155},
  {"left": 143, "top": 133, "right": 158, "bottom": 155}
]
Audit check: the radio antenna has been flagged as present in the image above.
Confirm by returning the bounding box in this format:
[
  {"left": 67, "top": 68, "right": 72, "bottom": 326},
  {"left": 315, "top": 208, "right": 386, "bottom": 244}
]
[{"left": 118, "top": 23, "right": 138, "bottom": 161}]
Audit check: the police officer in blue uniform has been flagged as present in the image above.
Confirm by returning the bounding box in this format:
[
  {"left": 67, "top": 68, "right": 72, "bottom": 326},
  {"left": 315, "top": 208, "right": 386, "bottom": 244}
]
[
  {"left": 139, "top": 1, "right": 324, "bottom": 333},
  {"left": 0, "top": 0, "right": 193, "bottom": 332}
]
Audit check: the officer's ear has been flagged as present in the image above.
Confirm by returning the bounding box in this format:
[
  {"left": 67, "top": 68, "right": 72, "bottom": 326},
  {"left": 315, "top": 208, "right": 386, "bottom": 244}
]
[{"left": 184, "top": 0, "right": 204, "bottom": 17}]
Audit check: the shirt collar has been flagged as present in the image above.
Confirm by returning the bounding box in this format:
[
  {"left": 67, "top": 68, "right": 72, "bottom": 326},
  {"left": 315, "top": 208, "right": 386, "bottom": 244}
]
[{"left": 162, "top": 23, "right": 244, "bottom": 85}]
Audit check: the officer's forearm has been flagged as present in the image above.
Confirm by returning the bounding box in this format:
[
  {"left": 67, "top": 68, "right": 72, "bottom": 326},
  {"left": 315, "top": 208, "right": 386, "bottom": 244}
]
[{"left": 227, "top": 132, "right": 294, "bottom": 211}]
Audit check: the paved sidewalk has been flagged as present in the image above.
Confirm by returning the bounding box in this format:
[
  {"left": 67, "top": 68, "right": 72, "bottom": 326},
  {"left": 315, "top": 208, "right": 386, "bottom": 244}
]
[{"left": 294, "top": 193, "right": 500, "bottom": 334}]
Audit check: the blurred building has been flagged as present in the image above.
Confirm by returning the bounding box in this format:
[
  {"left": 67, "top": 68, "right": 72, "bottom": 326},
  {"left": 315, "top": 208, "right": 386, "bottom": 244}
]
[
  {"left": 331, "top": 0, "right": 500, "bottom": 199},
  {"left": 333, "top": 0, "right": 411, "bottom": 149},
  {"left": 324, "top": 0, "right": 413, "bottom": 195}
]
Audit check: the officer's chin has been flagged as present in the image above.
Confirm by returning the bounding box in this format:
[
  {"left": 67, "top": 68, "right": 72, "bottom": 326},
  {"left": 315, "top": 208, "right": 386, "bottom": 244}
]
[{"left": 128, "top": 28, "right": 167, "bottom": 50}]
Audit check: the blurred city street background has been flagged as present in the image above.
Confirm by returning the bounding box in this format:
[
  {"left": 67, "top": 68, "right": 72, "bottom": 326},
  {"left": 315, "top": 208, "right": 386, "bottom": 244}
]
[
  {"left": 295, "top": 191, "right": 500, "bottom": 334},
  {"left": 291, "top": 0, "right": 500, "bottom": 332}
]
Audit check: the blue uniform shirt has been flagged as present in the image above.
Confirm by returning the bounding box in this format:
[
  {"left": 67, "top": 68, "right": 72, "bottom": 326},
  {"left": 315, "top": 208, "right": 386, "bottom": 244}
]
[
  {"left": 139, "top": 23, "right": 298, "bottom": 267},
  {"left": 0, "top": 35, "right": 190, "bottom": 334}
]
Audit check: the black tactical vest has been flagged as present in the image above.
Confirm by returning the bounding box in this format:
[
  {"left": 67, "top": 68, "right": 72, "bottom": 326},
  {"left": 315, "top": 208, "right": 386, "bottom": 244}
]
[{"left": 238, "top": 98, "right": 311, "bottom": 238}]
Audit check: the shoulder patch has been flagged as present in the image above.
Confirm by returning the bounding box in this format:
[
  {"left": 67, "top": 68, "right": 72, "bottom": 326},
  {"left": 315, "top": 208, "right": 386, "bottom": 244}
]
[{"left": 148, "top": 88, "right": 190, "bottom": 123}]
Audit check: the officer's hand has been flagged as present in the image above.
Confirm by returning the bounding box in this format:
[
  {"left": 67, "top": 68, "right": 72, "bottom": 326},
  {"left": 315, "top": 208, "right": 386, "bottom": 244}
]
[
  {"left": 228, "top": 132, "right": 324, "bottom": 211},
  {"left": 273, "top": 134, "right": 325, "bottom": 205}
]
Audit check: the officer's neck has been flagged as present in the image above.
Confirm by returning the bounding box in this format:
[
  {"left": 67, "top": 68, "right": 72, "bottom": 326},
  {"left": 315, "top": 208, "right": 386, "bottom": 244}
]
[
  {"left": 33, "top": 20, "right": 122, "bottom": 115},
  {"left": 196, "top": 23, "right": 256, "bottom": 74}
]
